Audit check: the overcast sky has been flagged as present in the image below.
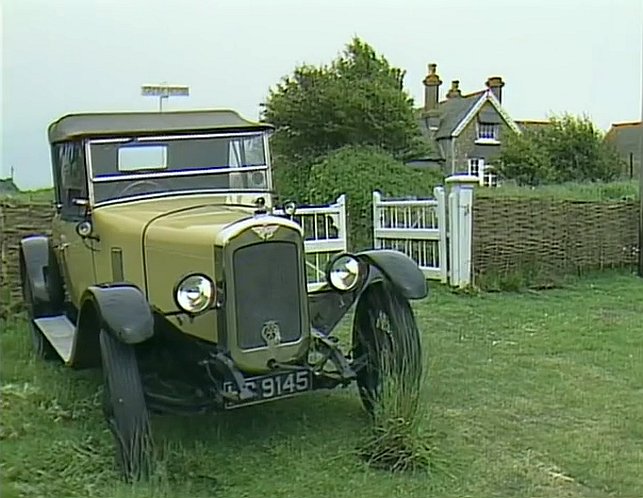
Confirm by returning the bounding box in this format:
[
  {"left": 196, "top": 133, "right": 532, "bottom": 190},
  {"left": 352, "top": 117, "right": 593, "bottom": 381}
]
[{"left": 2, "top": 0, "right": 642, "bottom": 189}]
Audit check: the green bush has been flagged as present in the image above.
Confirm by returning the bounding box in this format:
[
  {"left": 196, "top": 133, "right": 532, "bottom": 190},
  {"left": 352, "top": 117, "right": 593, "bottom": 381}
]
[
  {"left": 477, "top": 179, "right": 638, "bottom": 201},
  {"left": 307, "top": 146, "right": 443, "bottom": 250},
  {"left": 497, "top": 114, "right": 625, "bottom": 185}
]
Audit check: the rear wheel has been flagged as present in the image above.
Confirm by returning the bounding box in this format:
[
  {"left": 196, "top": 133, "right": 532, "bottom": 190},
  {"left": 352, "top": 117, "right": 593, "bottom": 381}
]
[
  {"left": 100, "top": 329, "right": 154, "bottom": 482},
  {"left": 352, "top": 282, "right": 422, "bottom": 414}
]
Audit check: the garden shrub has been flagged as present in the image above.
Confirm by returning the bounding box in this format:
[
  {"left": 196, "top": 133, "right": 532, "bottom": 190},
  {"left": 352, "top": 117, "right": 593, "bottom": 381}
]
[{"left": 306, "top": 146, "right": 443, "bottom": 250}]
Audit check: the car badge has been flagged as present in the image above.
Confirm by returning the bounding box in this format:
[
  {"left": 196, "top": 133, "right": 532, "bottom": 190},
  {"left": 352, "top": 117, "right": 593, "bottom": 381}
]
[
  {"left": 252, "top": 224, "right": 279, "bottom": 240},
  {"left": 261, "top": 320, "right": 282, "bottom": 348}
]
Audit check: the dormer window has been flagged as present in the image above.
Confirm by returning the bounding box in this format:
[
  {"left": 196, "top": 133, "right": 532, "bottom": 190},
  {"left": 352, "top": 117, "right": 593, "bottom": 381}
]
[{"left": 476, "top": 123, "right": 499, "bottom": 142}]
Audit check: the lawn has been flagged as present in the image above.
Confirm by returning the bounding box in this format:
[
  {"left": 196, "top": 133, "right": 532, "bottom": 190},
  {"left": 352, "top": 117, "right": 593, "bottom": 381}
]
[{"left": 1, "top": 273, "right": 642, "bottom": 498}]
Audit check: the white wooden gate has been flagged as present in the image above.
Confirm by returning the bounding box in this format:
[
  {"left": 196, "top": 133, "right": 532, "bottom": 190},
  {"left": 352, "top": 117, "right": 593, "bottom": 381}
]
[
  {"left": 373, "top": 180, "right": 474, "bottom": 287},
  {"left": 372, "top": 188, "right": 448, "bottom": 282},
  {"left": 275, "top": 195, "right": 347, "bottom": 291}
]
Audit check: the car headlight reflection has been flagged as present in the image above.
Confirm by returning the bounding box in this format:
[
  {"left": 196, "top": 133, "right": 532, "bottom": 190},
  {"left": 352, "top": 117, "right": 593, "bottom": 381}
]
[
  {"left": 327, "top": 254, "right": 364, "bottom": 292},
  {"left": 175, "top": 274, "right": 216, "bottom": 314}
]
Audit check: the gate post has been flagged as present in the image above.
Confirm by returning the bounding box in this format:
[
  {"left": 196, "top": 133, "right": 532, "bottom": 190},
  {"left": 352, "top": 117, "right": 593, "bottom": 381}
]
[
  {"left": 445, "top": 175, "right": 477, "bottom": 287},
  {"left": 372, "top": 191, "right": 382, "bottom": 249}
]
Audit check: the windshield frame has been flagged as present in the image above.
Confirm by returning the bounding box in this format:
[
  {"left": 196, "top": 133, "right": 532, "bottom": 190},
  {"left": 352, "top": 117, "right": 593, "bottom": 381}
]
[{"left": 84, "top": 130, "right": 273, "bottom": 207}]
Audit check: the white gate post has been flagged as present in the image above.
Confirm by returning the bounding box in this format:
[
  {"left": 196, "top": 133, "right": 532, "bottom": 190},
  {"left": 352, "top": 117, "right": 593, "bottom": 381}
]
[
  {"left": 372, "top": 191, "right": 382, "bottom": 249},
  {"left": 445, "top": 175, "right": 477, "bottom": 287}
]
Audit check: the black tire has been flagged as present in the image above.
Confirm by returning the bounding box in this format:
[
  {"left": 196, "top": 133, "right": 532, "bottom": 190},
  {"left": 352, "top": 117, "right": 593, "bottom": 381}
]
[
  {"left": 352, "top": 282, "right": 422, "bottom": 415},
  {"left": 21, "top": 272, "right": 58, "bottom": 361},
  {"left": 100, "top": 329, "right": 154, "bottom": 482}
]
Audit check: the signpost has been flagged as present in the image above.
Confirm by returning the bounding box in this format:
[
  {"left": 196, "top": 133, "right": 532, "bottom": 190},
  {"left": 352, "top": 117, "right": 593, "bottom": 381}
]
[
  {"left": 639, "top": 39, "right": 643, "bottom": 277},
  {"left": 141, "top": 83, "right": 190, "bottom": 112},
  {"left": 639, "top": 73, "right": 643, "bottom": 275}
]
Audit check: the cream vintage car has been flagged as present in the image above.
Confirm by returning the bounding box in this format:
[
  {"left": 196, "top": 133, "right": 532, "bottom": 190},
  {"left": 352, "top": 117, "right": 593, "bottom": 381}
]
[{"left": 19, "top": 109, "right": 427, "bottom": 481}]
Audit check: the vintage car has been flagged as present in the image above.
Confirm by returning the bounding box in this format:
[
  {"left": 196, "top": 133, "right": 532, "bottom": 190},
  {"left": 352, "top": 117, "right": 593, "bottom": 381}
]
[{"left": 19, "top": 109, "right": 427, "bottom": 481}]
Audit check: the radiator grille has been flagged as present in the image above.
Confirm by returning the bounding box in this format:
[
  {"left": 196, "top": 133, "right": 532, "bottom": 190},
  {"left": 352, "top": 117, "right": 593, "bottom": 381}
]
[{"left": 232, "top": 241, "right": 302, "bottom": 349}]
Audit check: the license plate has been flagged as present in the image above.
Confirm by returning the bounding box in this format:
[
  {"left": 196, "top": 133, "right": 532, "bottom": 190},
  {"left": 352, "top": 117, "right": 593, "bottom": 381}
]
[{"left": 222, "top": 369, "right": 312, "bottom": 409}]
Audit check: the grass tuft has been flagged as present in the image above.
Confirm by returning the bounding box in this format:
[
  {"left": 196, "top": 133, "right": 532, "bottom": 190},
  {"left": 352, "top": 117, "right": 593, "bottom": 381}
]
[{"left": 358, "top": 304, "right": 434, "bottom": 474}]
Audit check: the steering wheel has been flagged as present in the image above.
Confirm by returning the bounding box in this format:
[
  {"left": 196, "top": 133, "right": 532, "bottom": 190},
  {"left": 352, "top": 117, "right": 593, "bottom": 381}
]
[{"left": 119, "top": 180, "right": 164, "bottom": 197}]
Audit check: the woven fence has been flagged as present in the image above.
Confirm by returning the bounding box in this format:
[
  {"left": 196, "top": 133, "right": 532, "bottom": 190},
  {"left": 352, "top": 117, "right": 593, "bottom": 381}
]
[
  {"left": 472, "top": 197, "right": 639, "bottom": 288},
  {"left": 0, "top": 197, "right": 640, "bottom": 314},
  {"left": 0, "top": 202, "right": 54, "bottom": 314}
]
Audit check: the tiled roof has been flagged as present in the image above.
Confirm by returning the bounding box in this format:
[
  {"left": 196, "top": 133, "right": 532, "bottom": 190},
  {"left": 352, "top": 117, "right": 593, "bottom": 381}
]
[
  {"left": 434, "top": 92, "right": 484, "bottom": 139},
  {"left": 514, "top": 119, "right": 552, "bottom": 132},
  {"left": 605, "top": 121, "right": 642, "bottom": 155}
]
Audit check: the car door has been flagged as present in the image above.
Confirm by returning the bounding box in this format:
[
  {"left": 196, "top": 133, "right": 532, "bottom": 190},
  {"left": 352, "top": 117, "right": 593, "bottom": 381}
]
[{"left": 51, "top": 141, "right": 96, "bottom": 308}]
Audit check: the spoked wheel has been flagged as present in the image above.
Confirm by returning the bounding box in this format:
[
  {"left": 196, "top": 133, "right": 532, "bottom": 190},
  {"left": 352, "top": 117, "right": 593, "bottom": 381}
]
[
  {"left": 21, "top": 274, "right": 58, "bottom": 360},
  {"left": 352, "top": 282, "right": 423, "bottom": 415},
  {"left": 100, "top": 329, "right": 154, "bottom": 482}
]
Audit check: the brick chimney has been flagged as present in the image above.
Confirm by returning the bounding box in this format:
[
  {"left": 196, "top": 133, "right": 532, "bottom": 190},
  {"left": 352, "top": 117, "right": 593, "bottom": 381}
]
[
  {"left": 423, "top": 63, "right": 442, "bottom": 112},
  {"left": 446, "top": 80, "right": 461, "bottom": 99},
  {"left": 486, "top": 76, "right": 505, "bottom": 103}
]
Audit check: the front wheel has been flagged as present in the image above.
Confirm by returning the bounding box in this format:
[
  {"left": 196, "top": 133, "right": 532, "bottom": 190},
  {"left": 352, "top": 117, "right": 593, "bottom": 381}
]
[
  {"left": 352, "top": 282, "right": 423, "bottom": 415},
  {"left": 100, "top": 329, "right": 154, "bottom": 482}
]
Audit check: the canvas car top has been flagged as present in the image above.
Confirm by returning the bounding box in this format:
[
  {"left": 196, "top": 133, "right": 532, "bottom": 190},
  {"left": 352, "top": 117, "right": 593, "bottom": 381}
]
[{"left": 48, "top": 109, "right": 274, "bottom": 144}]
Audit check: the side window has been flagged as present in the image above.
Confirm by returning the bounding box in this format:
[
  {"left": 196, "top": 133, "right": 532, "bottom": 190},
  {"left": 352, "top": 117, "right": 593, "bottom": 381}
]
[
  {"left": 57, "top": 141, "right": 88, "bottom": 219},
  {"left": 51, "top": 144, "right": 64, "bottom": 206}
]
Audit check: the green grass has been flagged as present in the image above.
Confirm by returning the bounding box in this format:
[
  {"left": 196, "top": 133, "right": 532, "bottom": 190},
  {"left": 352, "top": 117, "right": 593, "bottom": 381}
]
[
  {"left": 0, "top": 188, "right": 54, "bottom": 203},
  {"left": 2, "top": 273, "right": 643, "bottom": 497},
  {"left": 477, "top": 179, "right": 638, "bottom": 201}
]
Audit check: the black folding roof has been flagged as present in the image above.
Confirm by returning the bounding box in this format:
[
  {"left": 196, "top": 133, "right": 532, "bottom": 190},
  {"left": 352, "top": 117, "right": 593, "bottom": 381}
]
[{"left": 48, "top": 109, "right": 273, "bottom": 143}]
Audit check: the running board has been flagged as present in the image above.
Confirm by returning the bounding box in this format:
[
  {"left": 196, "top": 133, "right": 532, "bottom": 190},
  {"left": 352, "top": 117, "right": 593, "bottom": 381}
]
[{"left": 33, "top": 316, "right": 76, "bottom": 363}]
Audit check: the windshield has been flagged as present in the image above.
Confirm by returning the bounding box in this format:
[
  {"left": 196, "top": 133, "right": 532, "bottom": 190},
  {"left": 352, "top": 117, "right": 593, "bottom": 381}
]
[{"left": 88, "top": 132, "right": 270, "bottom": 203}]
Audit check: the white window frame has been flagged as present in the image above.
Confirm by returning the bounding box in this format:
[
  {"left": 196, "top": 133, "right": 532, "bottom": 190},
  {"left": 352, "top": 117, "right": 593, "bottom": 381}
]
[
  {"left": 475, "top": 123, "right": 500, "bottom": 144},
  {"left": 467, "top": 157, "right": 483, "bottom": 178}
]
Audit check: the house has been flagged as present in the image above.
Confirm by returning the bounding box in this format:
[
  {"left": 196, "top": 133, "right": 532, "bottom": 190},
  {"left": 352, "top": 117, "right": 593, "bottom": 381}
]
[
  {"left": 0, "top": 178, "right": 19, "bottom": 196},
  {"left": 412, "top": 63, "right": 522, "bottom": 185},
  {"left": 605, "top": 121, "right": 642, "bottom": 178},
  {"left": 514, "top": 119, "right": 552, "bottom": 133}
]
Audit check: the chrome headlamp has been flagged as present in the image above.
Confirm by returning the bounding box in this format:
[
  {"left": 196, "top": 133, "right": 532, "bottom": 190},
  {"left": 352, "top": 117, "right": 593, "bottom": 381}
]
[
  {"left": 174, "top": 274, "right": 216, "bottom": 314},
  {"left": 326, "top": 254, "right": 365, "bottom": 292}
]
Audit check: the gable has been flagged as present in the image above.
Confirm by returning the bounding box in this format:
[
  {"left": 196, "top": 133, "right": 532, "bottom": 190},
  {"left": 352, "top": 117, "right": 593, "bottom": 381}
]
[{"left": 451, "top": 90, "right": 521, "bottom": 137}]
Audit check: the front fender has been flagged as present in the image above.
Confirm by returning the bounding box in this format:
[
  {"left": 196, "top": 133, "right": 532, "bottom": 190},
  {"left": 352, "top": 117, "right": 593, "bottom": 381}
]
[
  {"left": 308, "top": 249, "right": 427, "bottom": 335},
  {"left": 356, "top": 249, "right": 428, "bottom": 300},
  {"left": 80, "top": 284, "right": 154, "bottom": 345}
]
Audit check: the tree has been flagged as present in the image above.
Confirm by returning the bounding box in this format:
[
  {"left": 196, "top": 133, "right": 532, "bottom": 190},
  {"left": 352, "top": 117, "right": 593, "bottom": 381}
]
[
  {"left": 497, "top": 114, "right": 625, "bottom": 186},
  {"left": 262, "top": 37, "right": 427, "bottom": 199}
]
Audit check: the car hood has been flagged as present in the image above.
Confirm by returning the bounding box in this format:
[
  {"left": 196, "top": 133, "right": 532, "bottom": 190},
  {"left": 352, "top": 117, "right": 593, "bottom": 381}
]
[{"left": 92, "top": 196, "right": 300, "bottom": 250}]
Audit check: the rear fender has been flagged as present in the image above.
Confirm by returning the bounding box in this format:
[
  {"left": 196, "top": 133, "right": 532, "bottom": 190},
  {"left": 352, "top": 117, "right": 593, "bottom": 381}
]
[{"left": 19, "top": 235, "right": 64, "bottom": 312}]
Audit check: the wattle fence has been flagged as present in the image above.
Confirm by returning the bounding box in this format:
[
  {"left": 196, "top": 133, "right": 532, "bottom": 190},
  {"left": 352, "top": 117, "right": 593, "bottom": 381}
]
[
  {"left": 0, "top": 202, "right": 54, "bottom": 308},
  {"left": 1, "top": 184, "right": 640, "bottom": 315}
]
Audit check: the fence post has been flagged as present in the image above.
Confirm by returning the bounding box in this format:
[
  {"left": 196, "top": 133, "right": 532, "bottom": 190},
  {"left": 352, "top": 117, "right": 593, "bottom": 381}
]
[
  {"left": 335, "top": 194, "right": 347, "bottom": 252},
  {"left": 434, "top": 186, "right": 448, "bottom": 283},
  {"left": 372, "top": 191, "right": 382, "bottom": 249}
]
